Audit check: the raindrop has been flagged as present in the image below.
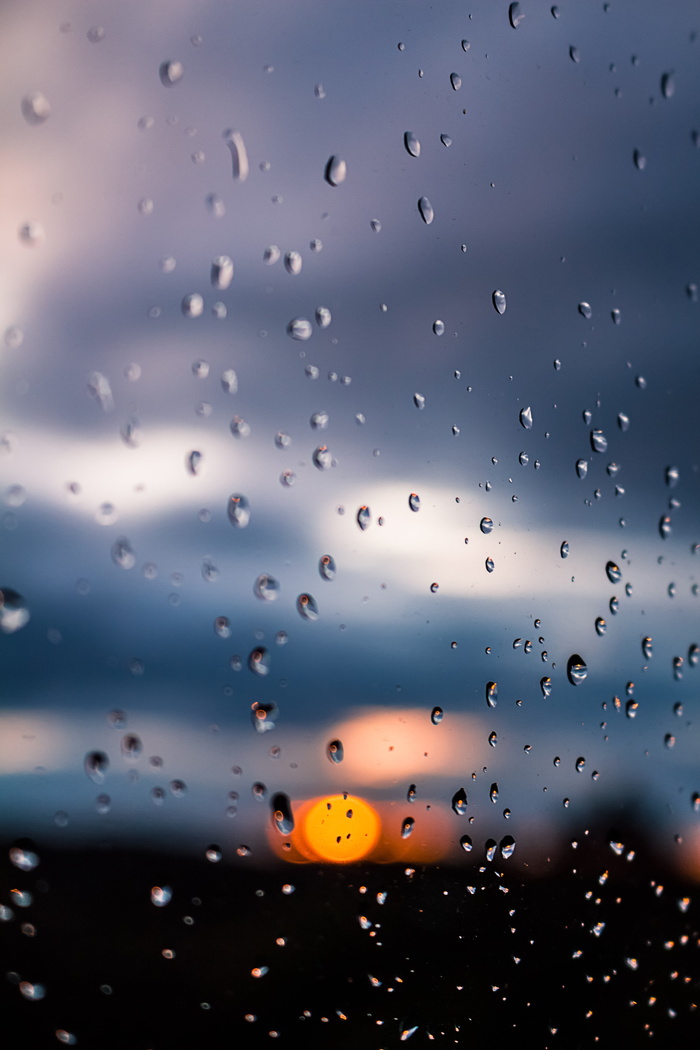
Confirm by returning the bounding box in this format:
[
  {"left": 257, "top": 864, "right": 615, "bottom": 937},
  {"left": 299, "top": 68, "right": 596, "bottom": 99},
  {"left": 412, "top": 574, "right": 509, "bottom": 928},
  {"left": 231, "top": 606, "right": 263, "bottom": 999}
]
[
  {"left": 313, "top": 445, "right": 333, "bottom": 470},
  {"left": 121, "top": 734, "right": 142, "bottom": 761},
  {"left": 227, "top": 494, "right": 251, "bottom": 529},
  {"left": 9, "top": 847, "right": 39, "bottom": 871},
  {"left": 570, "top": 46, "right": 580, "bottom": 63},
  {"left": 206, "top": 846, "right": 222, "bottom": 863},
  {"left": 159, "top": 60, "right": 183, "bottom": 86},
  {"left": 486, "top": 681, "right": 498, "bottom": 708},
  {"left": 492, "top": 289, "right": 507, "bottom": 315},
  {"left": 264, "top": 245, "right": 281, "bottom": 265},
  {"left": 485, "top": 839, "right": 498, "bottom": 862},
  {"left": 433, "top": 319, "right": 445, "bottom": 336},
  {"left": 271, "top": 793, "right": 294, "bottom": 835},
  {"left": 606, "top": 561, "right": 622, "bottom": 583},
  {"left": 541, "top": 676, "right": 552, "bottom": 698},
  {"left": 488, "top": 730, "right": 497, "bottom": 747},
  {"left": 440, "top": 134, "right": 452, "bottom": 147},
  {"left": 151, "top": 885, "right": 172, "bottom": 907},
  {"left": 214, "top": 616, "right": 231, "bottom": 639},
  {"left": 664, "top": 733, "right": 676, "bottom": 749},
  {"left": 19, "top": 982, "right": 45, "bottom": 1001},
  {"left": 431, "top": 706, "right": 444, "bottom": 725},
  {"left": 578, "top": 302, "right": 592, "bottom": 319},
  {"left": 229, "top": 416, "right": 251, "bottom": 439},
  {"left": 404, "top": 131, "right": 421, "bottom": 157},
  {"left": 401, "top": 817, "right": 415, "bottom": 839},
  {"left": 633, "top": 149, "right": 647, "bottom": 170},
  {"left": 591, "top": 429, "right": 608, "bottom": 453},
  {"left": 111, "top": 538, "right": 136, "bottom": 570},
  {"left": 357, "top": 506, "right": 371, "bottom": 531},
  {"left": 688, "top": 644, "right": 699, "bottom": 667},
  {"left": 310, "top": 411, "right": 329, "bottom": 430},
  {"left": 187, "top": 450, "right": 203, "bottom": 476},
  {"left": 660, "top": 71, "right": 675, "bottom": 99},
  {"left": 284, "top": 251, "right": 302, "bottom": 275},
  {"left": 22, "top": 91, "right": 51, "bottom": 125},
  {"left": 407, "top": 784, "right": 417, "bottom": 803},
  {"left": 673, "top": 656, "right": 683, "bottom": 680},
  {"left": 642, "top": 636, "right": 653, "bottom": 659},
  {"left": 297, "top": 593, "right": 319, "bottom": 620},
  {"left": 19, "top": 220, "right": 44, "bottom": 246},
  {"left": 500, "top": 836, "right": 516, "bottom": 860},
  {"left": 211, "top": 255, "right": 233, "bottom": 290},
  {"left": 248, "top": 647, "right": 271, "bottom": 676},
  {"left": 626, "top": 699, "right": 639, "bottom": 719},
  {"left": 327, "top": 739, "right": 344, "bottom": 764},
  {"left": 223, "top": 129, "right": 249, "bottom": 181},
  {"left": 87, "top": 372, "right": 113, "bottom": 412},
  {"left": 490, "top": 782, "right": 499, "bottom": 803},
  {"left": 413, "top": 392, "right": 426, "bottom": 410},
  {"left": 450, "top": 72, "right": 462, "bottom": 90},
  {"left": 408, "top": 492, "right": 421, "bottom": 512},
  {"left": 665, "top": 465, "right": 680, "bottom": 488},
  {"left": 618, "top": 413, "right": 630, "bottom": 431},
  {"left": 452, "top": 788, "right": 468, "bottom": 815},
  {"left": 576, "top": 459, "right": 589, "bottom": 479},
  {"left": 519, "top": 406, "right": 533, "bottom": 429},
  {"left": 575, "top": 756, "right": 586, "bottom": 773},
  {"left": 287, "top": 318, "right": 313, "bottom": 341},
  {"left": 595, "top": 617, "right": 607, "bottom": 636},
  {"left": 611, "top": 308, "right": 621, "bottom": 324},
  {"left": 274, "top": 432, "right": 291, "bottom": 449},
  {"left": 560, "top": 541, "right": 570, "bottom": 559},
  {"left": 319, "top": 555, "right": 336, "bottom": 581},
  {"left": 85, "top": 751, "right": 108, "bottom": 784},
  {"left": 659, "top": 515, "right": 672, "bottom": 539},
  {"left": 417, "top": 197, "right": 434, "bottom": 224},
  {"left": 509, "top": 3, "right": 525, "bottom": 29},
  {"left": 182, "top": 293, "right": 204, "bottom": 318},
  {"left": 0, "top": 588, "right": 30, "bottom": 634},
  {"left": 324, "top": 155, "right": 347, "bottom": 186},
  {"left": 567, "top": 654, "right": 588, "bottom": 686},
  {"left": 485, "top": 558, "right": 495, "bottom": 573},
  {"left": 315, "top": 306, "right": 332, "bottom": 328},
  {"left": 460, "top": 834, "right": 473, "bottom": 852}
]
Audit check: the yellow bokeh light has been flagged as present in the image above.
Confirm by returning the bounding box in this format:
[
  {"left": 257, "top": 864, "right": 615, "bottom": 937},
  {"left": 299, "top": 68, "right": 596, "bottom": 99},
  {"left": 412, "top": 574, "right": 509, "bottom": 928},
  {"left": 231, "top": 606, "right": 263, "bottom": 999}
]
[{"left": 297, "top": 794, "right": 381, "bottom": 863}]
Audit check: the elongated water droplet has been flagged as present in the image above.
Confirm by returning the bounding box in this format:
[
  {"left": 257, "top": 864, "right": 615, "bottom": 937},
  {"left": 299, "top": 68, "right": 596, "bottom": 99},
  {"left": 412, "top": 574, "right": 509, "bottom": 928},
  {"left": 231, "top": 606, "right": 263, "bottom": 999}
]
[
  {"left": 541, "top": 676, "right": 552, "bottom": 698},
  {"left": 404, "top": 131, "right": 420, "bottom": 157},
  {"left": 500, "top": 835, "right": 516, "bottom": 860},
  {"left": 595, "top": 617, "right": 607, "bottom": 636},
  {"left": 401, "top": 817, "right": 415, "bottom": 839},
  {"left": 488, "top": 730, "right": 497, "bottom": 747},
  {"left": 264, "top": 245, "right": 280, "bottom": 265},
  {"left": 433, "top": 319, "right": 445, "bottom": 335},
  {"left": 22, "top": 91, "right": 51, "bottom": 124},
  {"left": 452, "top": 788, "right": 468, "bottom": 815},
  {"left": 287, "top": 317, "right": 312, "bottom": 340},
  {"left": 591, "top": 429, "right": 607, "bottom": 453},
  {"left": 479, "top": 517, "right": 493, "bottom": 535},
  {"left": 633, "top": 149, "right": 646, "bottom": 170},
  {"left": 560, "top": 541, "right": 570, "bottom": 559},
  {"left": 319, "top": 554, "right": 336, "bottom": 580},
  {"left": 567, "top": 654, "right": 587, "bottom": 685},
  {"left": 509, "top": 2, "right": 525, "bottom": 29},
  {"left": 121, "top": 734, "right": 142, "bottom": 762},
  {"left": 413, "top": 392, "right": 426, "bottom": 410},
  {"left": 431, "top": 706, "right": 444, "bottom": 725},
  {"left": 450, "top": 72, "right": 462, "bottom": 90},
  {"left": 625, "top": 699, "right": 638, "bottom": 719},
  {"left": 417, "top": 197, "right": 434, "bottom": 224},
  {"left": 606, "top": 561, "right": 621, "bottom": 583},
  {"left": 327, "top": 739, "right": 344, "bottom": 764},
  {"left": 111, "top": 537, "right": 135, "bottom": 570},
  {"left": 688, "top": 644, "right": 699, "bottom": 667},
  {"left": 0, "top": 588, "right": 30, "bottom": 634},
  {"left": 661, "top": 71, "right": 675, "bottom": 99},
  {"left": 223, "top": 129, "right": 249, "bottom": 181},
  {"left": 485, "top": 681, "right": 498, "bottom": 708},
  {"left": 248, "top": 647, "right": 271, "bottom": 677},
  {"left": 440, "top": 134, "right": 452, "bottom": 147},
  {"left": 665, "top": 465, "right": 679, "bottom": 488},
  {"left": 575, "top": 459, "right": 588, "bottom": 480},
  {"left": 673, "top": 656, "right": 684, "bottom": 680},
  {"left": 407, "top": 784, "right": 417, "bottom": 803},
  {"left": 519, "top": 406, "right": 533, "bottom": 429},
  {"left": 85, "top": 751, "right": 108, "bottom": 784},
  {"left": 409, "top": 492, "right": 420, "bottom": 512},
  {"left": 297, "top": 593, "right": 318, "bottom": 620},
  {"left": 271, "top": 793, "right": 294, "bottom": 835},
  {"left": 211, "top": 255, "right": 233, "bottom": 290},
  {"left": 659, "top": 515, "right": 672, "bottom": 539},
  {"left": 492, "top": 289, "right": 506, "bottom": 315},
  {"left": 642, "top": 636, "right": 653, "bottom": 659},
  {"left": 315, "top": 306, "right": 332, "bottom": 328},
  {"left": 569, "top": 45, "right": 580, "bottom": 63},
  {"left": 357, "top": 506, "right": 371, "bottom": 531},
  {"left": 324, "top": 155, "right": 347, "bottom": 186},
  {"left": 485, "top": 557, "right": 495, "bottom": 573},
  {"left": 228, "top": 493, "right": 250, "bottom": 528},
  {"left": 284, "top": 250, "right": 302, "bottom": 275},
  {"left": 578, "top": 301, "right": 592, "bottom": 319},
  {"left": 490, "top": 782, "right": 499, "bottom": 803},
  {"left": 485, "top": 839, "right": 497, "bottom": 862}
]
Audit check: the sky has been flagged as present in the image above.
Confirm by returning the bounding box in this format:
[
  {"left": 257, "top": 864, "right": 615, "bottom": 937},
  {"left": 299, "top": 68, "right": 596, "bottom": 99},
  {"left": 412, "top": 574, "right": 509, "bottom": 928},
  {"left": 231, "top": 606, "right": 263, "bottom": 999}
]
[{"left": 1, "top": 0, "right": 699, "bottom": 869}]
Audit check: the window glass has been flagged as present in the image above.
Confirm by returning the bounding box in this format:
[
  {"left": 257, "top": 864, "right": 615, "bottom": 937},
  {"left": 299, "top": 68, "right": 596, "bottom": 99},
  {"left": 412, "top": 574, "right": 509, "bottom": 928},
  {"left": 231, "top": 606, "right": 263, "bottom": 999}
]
[{"left": 2, "top": 0, "right": 699, "bottom": 1042}]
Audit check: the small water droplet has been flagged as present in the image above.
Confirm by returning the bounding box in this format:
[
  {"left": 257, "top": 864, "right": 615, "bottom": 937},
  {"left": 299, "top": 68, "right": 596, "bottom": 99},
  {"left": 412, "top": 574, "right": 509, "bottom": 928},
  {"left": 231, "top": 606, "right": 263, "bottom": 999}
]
[
  {"left": 500, "top": 835, "right": 516, "bottom": 860},
  {"left": 324, "top": 155, "right": 347, "bottom": 186},
  {"left": 488, "top": 730, "right": 497, "bottom": 747},
  {"left": 642, "top": 636, "right": 653, "bottom": 660},
  {"left": 460, "top": 834, "right": 473, "bottom": 852},
  {"left": 417, "top": 196, "right": 434, "bottom": 225},
  {"left": 519, "top": 406, "right": 533, "bottom": 429},
  {"left": 404, "top": 131, "right": 421, "bottom": 157},
  {"left": 688, "top": 644, "right": 699, "bottom": 667},
  {"left": 492, "top": 289, "right": 507, "bottom": 315},
  {"left": 407, "top": 784, "right": 417, "bottom": 803},
  {"left": 22, "top": 91, "right": 51, "bottom": 125},
  {"left": 151, "top": 885, "right": 172, "bottom": 907},
  {"left": 659, "top": 515, "right": 672, "bottom": 539},
  {"left": 223, "top": 129, "right": 249, "bottom": 181},
  {"left": 660, "top": 71, "right": 676, "bottom": 99},
  {"left": 440, "top": 134, "right": 452, "bottom": 147},
  {"left": 485, "top": 557, "right": 495, "bottom": 573},
  {"left": 159, "top": 60, "right": 183, "bottom": 86},
  {"left": 595, "top": 616, "right": 607, "bottom": 637},
  {"left": 357, "top": 506, "right": 371, "bottom": 531},
  {"left": 578, "top": 301, "right": 592, "bottom": 319},
  {"left": 452, "top": 788, "right": 468, "bottom": 815},
  {"left": 625, "top": 699, "right": 639, "bottom": 719},
  {"left": 84, "top": 751, "right": 108, "bottom": 784},
  {"left": 181, "top": 293, "right": 204, "bottom": 319},
  {"left": 590, "top": 429, "right": 608, "bottom": 453},
  {"left": 327, "top": 739, "right": 344, "bottom": 764},
  {"left": 673, "top": 655, "right": 684, "bottom": 680},
  {"left": 248, "top": 647, "right": 271, "bottom": 677},
  {"left": 211, "top": 255, "right": 233, "bottom": 291},
  {"left": 485, "top": 839, "right": 498, "bottom": 862},
  {"left": 486, "top": 681, "right": 498, "bottom": 708},
  {"left": 287, "top": 317, "right": 312, "bottom": 340},
  {"left": 606, "top": 561, "right": 621, "bottom": 583},
  {"left": 509, "top": 2, "right": 525, "bottom": 29},
  {"left": 569, "top": 45, "right": 580, "bottom": 63},
  {"left": 450, "top": 72, "right": 462, "bottom": 90},
  {"left": 541, "top": 676, "right": 552, "bottom": 698},
  {"left": 297, "top": 593, "right": 319, "bottom": 620},
  {"left": 559, "top": 540, "right": 570, "bottom": 560},
  {"left": 413, "top": 392, "right": 426, "bottom": 410},
  {"left": 567, "top": 654, "right": 588, "bottom": 686},
  {"left": 408, "top": 492, "right": 421, "bottom": 512},
  {"left": 401, "top": 817, "right": 415, "bottom": 839},
  {"left": 271, "top": 793, "right": 294, "bottom": 835},
  {"left": 633, "top": 149, "right": 646, "bottom": 170},
  {"left": 431, "top": 706, "right": 444, "bottom": 725},
  {"left": 284, "top": 250, "right": 302, "bottom": 276},
  {"left": 490, "top": 782, "right": 499, "bottom": 803},
  {"left": 575, "top": 756, "right": 586, "bottom": 773}
]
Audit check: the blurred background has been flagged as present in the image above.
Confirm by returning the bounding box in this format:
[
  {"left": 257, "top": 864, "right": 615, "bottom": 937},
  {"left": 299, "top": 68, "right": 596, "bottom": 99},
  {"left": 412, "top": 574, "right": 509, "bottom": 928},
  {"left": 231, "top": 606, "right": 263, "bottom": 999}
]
[{"left": 1, "top": 0, "right": 699, "bottom": 1043}]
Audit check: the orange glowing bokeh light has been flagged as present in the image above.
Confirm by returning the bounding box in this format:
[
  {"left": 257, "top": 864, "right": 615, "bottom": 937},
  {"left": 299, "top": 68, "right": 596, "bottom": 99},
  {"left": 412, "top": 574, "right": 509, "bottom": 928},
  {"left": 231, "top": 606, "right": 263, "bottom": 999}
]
[{"left": 294, "top": 794, "right": 382, "bottom": 863}]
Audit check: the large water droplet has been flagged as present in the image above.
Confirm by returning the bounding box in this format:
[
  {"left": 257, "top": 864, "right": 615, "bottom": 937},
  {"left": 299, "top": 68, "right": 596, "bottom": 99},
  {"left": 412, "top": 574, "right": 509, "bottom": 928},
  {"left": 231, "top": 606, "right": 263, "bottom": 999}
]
[
  {"left": 22, "top": 91, "right": 51, "bottom": 125},
  {"left": 485, "top": 557, "right": 495, "bottom": 573},
  {"left": 287, "top": 318, "right": 312, "bottom": 341},
  {"left": 591, "top": 429, "right": 608, "bottom": 453},
  {"left": 297, "top": 593, "right": 319, "bottom": 620},
  {"left": 248, "top": 647, "right": 271, "bottom": 677},
  {"left": 404, "top": 131, "right": 420, "bottom": 157},
  {"left": 606, "top": 561, "right": 621, "bottom": 583},
  {"left": 327, "top": 739, "right": 344, "bottom": 764},
  {"left": 540, "top": 676, "right": 552, "bottom": 698},
  {"left": 313, "top": 445, "right": 333, "bottom": 470},
  {"left": 223, "top": 129, "right": 249, "bottom": 181},
  {"left": 578, "top": 301, "right": 592, "bottom": 319},
  {"left": 519, "top": 406, "right": 533, "bottom": 429},
  {"left": 567, "top": 654, "right": 587, "bottom": 685},
  {"left": 595, "top": 617, "right": 607, "bottom": 636},
  {"left": 500, "top": 835, "right": 516, "bottom": 860},
  {"left": 479, "top": 517, "right": 494, "bottom": 535},
  {"left": 452, "top": 788, "right": 468, "bottom": 815},
  {"left": 181, "top": 293, "right": 204, "bottom": 318},
  {"left": 417, "top": 197, "right": 434, "bottom": 224},
  {"left": 486, "top": 681, "right": 498, "bottom": 708},
  {"left": 490, "top": 782, "right": 499, "bottom": 803},
  {"left": 431, "top": 706, "right": 444, "bottom": 725},
  {"left": 319, "top": 554, "right": 336, "bottom": 580},
  {"left": 0, "top": 588, "right": 30, "bottom": 634},
  {"left": 492, "top": 289, "right": 507, "bottom": 315},
  {"left": 211, "top": 255, "right": 233, "bottom": 290},
  {"left": 271, "top": 793, "right": 294, "bottom": 835},
  {"left": 284, "top": 251, "right": 302, "bottom": 276},
  {"left": 408, "top": 492, "right": 421, "bottom": 512},
  {"left": 159, "top": 61, "right": 183, "bottom": 86},
  {"left": 433, "top": 319, "right": 445, "bottom": 336},
  {"left": 228, "top": 494, "right": 250, "bottom": 528},
  {"left": 85, "top": 751, "right": 108, "bottom": 784},
  {"left": 357, "top": 506, "right": 371, "bottom": 531},
  {"left": 509, "top": 2, "right": 525, "bottom": 29},
  {"left": 661, "top": 71, "right": 675, "bottom": 99},
  {"left": 450, "top": 72, "right": 462, "bottom": 90},
  {"left": 460, "top": 834, "right": 473, "bottom": 852},
  {"left": 324, "top": 155, "right": 347, "bottom": 186},
  {"left": 401, "top": 817, "right": 415, "bottom": 839},
  {"left": 251, "top": 701, "right": 277, "bottom": 733}
]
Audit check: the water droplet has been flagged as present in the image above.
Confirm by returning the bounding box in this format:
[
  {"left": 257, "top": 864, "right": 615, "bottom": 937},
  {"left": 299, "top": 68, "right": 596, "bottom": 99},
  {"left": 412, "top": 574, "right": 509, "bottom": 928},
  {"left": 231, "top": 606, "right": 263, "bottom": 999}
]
[
  {"left": 488, "top": 730, "right": 498, "bottom": 747},
  {"left": 248, "top": 647, "right": 271, "bottom": 677},
  {"left": 274, "top": 432, "right": 291, "bottom": 450},
  {"left": 223, "top": 129, "right": 249, "bottom": 181},
  {"left": 22, "top": 91, "right": 51, "bottom": 125},
  {"left": 110, "top": 537, "right": 135, "bottom": 570},
  {"left": 659, "top": 70, "right": 675, "bottom": 99},
  {"left": 417, "top": 197, "right": 434, "bottom": 224},
  {"left": 271, "top": 793, "right": 294, "bottom": 835},
  {"left": 151, "top": 885, "right": 172, "bottom": 907},
  {"left": 407, "top": 492, "right": 421, "bottom": 513},
  {"left": 673, "top": 656, "right": 684, "bottom": 680},
  {"left": 250, "top": 702, "right": 277, "bottom": 734},
  {"left": 595, "top": 617, "right": 607, "bottom": 637},
  {"left": 404, "top": 131, "right": 421, "bottom": 157},
  {"left": 310, "top": 410, "right": 329, "bottom": 430},
  {"left": 0, "top": 587, "right": 30, "bottom": 634},
  {"left": 315, "top": 306, "right": 332, "bottom": 329},
  {"left": 450, "top": 72, "right": 462, "bottom": 90},
  {"left": 357, "top": 506, "right": 371, "bottom": 531},
  {"left": 633, "top": 149, "right": 646, "bottom": 170},
  {"left": 327, "top": 739, "right": 344, "bottom": 764},
  {"left": 413, "top": 392, "right": 426, "bottom": 410},
  {"left": 606, "top": 561, "right": 622, "bottom": 584},
  {"left": 575, "top": 756, "right": 586, "bottom": 773},
  {"left": 432, "top": 319, "right": 446, "bottom": 337},
  {"left": 541, "top": 676, "right": 552, "bottom": 698},
  {"left": 287, "top": 318, "right": 312, "bottom": 340},
  {"left": 19, "top": 982, "right": 45, "bottom": 1001},
  {"left": 297, "top": 593, "right": 319, "bottom": 620},
  {"left": 431, "top": 706, "right": 444, "bottom": 725},
  {"left": 641, "top": 636, "right": 653, "bottom": 660},
  {"left": 519, "top": 406, "right": 533, "bottom": 429},
  {"left": 485, "top": 558, "right": 495, "bottom": 573},
  {"left": 570, "top": 45, "right": 580, "bottom": 63},
  {"left": 460, "top": 834, "right": 473, "bottom": 852},
  {"left": 659, "top": 515, "right": 672, "bottom": 539},
  {"left": 159, "top": 60, "right": 183, "bottom": 86},
  {"left": 490, "top": 782, "right": 499, "bottom": 803},
  {"left": 688, "top": 644, "right": 699, "bottom": 667},
  {"left": 312, "top": 445, "right": 333, "bottom": 471},
  {"left": 401, "top": 817, "right": 415, "bottom": 839},
  {"left": 228, "top": 494, "right": 251, "bottom": 528},
  {"left": 121, "top": 733, "right": 142, "bottom": 762},
  {"left": 486, "top": 681, "right": 498, "bottom": 708},
  {"left": 567, "top": 654, "right": 588, "bottom": 686},
  {"left": 211, "top": 255, "right": 233, "bottom": 291},
  {"left": 492, "top": 289, "right": 507, "bottom": 315},
  {"left": 590, "top": 429, "right": 608, "bottom": 453},
  {"left": 440, "top": 134, "right": 452, "bottom": 147},
  {"left": 284, "top": 250, "right": 302, "bottom": 276},
  {"left": 9, "top": 847, "right": 39, "bottom": 871},
  {"left": 85, "top": 751, "right": 108, "bottom": 784},
  {"left": 578, "top": 301, "right": 592, "bottom": 319},
  {"left": 500, "top": 835, "right": 516, "bottom": 860},
  {"left": 509, "top": 2, "right": 525, "bottom": 29},
  {"left": 692, "top": 793, "right": 700, "bottom": 813},
  {"left": 324, "top": 155, "right": 347, "bottom": 186},
  {"left": 611, "top": 307, "right": 622, "bottom": 324},
  {"left": 485, "top": 839, "right": 498, "bottom": 862},
  {"left": 319, "top": 554, "right": 336, "bottom": 580},
  {"left": 452, "top": 788, "right": 468, "bottom": 815},
  {"left": 560, "top": 540, "right": 570, "bottom": 560},
  {"left": 181, "top": 293, "right": 204, "bottom": 318},
  {"left": 264, "top": 245, "right": 280, "bottom": 265}
]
